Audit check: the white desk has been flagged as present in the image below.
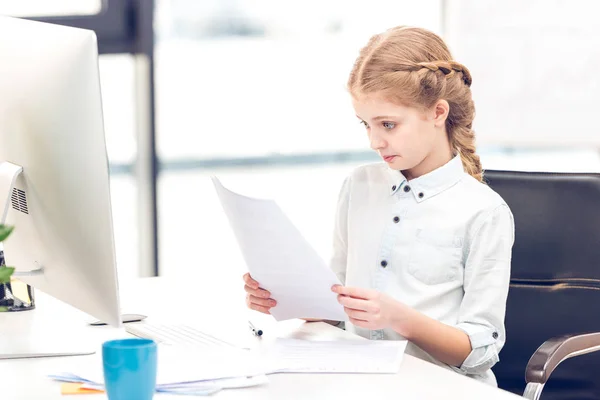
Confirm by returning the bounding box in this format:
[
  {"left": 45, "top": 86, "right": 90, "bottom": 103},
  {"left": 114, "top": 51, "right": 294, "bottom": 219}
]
[{"left": 0, "top": 277, "right": 524, "bottom": 399}]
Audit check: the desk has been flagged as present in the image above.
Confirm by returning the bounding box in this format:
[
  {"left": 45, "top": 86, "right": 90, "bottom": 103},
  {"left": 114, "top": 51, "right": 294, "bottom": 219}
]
[{"left": 0, "top": 277, "right": 523, "bottom": 399}]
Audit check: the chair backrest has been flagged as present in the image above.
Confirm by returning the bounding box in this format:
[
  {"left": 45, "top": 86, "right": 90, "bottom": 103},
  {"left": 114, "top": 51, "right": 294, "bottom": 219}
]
[{"left": 485, "top": 170, "right": 600, "bottom": 400}]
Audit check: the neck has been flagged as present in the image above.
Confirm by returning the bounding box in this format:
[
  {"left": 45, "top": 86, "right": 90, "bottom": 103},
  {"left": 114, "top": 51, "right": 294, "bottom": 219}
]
[{"left": 403, "top": 140, "right": 454, "bottom": 181}]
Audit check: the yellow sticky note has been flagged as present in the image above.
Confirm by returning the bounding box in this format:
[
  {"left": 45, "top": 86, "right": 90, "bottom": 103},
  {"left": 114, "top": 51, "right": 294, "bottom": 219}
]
[{"left": 61, "top": 383, "right": 104, "bottom": 395}]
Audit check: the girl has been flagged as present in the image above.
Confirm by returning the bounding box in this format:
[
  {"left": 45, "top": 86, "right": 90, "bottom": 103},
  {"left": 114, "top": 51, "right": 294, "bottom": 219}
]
[{"left": 243, "top": 26, "right": 514, "bottom": 386}]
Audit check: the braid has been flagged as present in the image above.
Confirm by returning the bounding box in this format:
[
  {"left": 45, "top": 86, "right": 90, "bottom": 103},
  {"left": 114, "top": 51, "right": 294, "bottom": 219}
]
[
  {"left": 416, "top": 61, "right": 472, "bottom": 87},
  {"left": 415, "top": 61, "right": 481, "bottom": 181},
  {"left": 389, "top": 60, "right": 472, "bottom": 87},
  {"left": 452, "top": 126, "right": 484, "bottom": 183}
]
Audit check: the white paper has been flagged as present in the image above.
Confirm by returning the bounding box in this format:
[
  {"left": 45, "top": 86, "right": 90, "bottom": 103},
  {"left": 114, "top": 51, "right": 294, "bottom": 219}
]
[
  {"left": 52, "top": 340, "right": 408, "bottom": 391},
  {"left": 212, "top": 177, "right": 347, "bottom": 322},
  {"left": 65, "top": 346, "right": 268, "bottom": 386},
  {"left": 263, "top": 338, "right": 408, "bottom": 374}
]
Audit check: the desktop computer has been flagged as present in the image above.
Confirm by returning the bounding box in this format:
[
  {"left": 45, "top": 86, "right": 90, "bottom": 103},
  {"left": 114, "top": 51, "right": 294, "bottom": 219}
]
[{"left": 0, "top": 16, "right": 121, "bottom": 358}]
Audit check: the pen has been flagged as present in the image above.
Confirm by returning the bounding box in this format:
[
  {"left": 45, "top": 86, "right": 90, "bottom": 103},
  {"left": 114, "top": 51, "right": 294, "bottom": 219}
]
[{"left": 248, "top": 320, "right": 263, "bottom": 336}]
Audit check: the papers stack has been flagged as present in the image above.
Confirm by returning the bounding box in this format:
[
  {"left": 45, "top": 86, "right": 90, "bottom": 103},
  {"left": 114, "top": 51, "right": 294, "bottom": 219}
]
[
  {"left": 51, "top": 372, "right": 267, "bottom": 396},
  {"left": 50, "top": 339, "right": 408, "bottom": 394},
  {"left": 50, "top": 346, "right": 269, "bottom": 396}
]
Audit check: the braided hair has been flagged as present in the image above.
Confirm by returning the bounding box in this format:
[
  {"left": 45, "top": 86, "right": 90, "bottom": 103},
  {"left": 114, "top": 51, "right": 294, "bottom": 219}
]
[{"left": 348, "top": 26, "right": 482, "bottom": 182}]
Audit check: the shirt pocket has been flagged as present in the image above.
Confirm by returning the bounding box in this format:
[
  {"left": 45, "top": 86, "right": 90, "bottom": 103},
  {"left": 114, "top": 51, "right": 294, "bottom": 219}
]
[{"left": 407, "top": 229, "right": 463, "bottom": 285}]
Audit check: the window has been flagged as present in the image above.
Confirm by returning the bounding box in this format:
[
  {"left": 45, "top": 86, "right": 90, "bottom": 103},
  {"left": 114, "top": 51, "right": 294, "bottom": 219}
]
[
  {"left": 99, "top": 54, "right": 139, "bottom": 281},
  {"left": 155, "top": 0, "right": 442, "bottom": 161},
  {"left": 155, "top": 0, "right": 443, "bottom": 277},
  {"left": 444, "top": 0, "right": 600, "bottom": 147}
]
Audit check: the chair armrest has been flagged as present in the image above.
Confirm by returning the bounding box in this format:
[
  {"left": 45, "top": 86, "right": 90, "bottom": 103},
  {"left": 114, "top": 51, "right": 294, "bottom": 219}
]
[{"left": 526, "top": 332, "right": 600, "bottom": 384}]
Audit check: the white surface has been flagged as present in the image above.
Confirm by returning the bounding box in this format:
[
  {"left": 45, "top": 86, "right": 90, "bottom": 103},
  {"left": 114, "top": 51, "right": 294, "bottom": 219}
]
[
  {"left": 0, "top": 277, "right": 524, "bottom": 399},
  {"left": 212, "top": 177, "right": 346, "bottom": 322},
  {"left": 0, "top": 16, "right": 121, "bottom": 327},
  {"left": 264, "top": 338, "right": 407, "bottom": 374},
  {"left": 0, "top": 331, "right": 95, "bottom": 360}
]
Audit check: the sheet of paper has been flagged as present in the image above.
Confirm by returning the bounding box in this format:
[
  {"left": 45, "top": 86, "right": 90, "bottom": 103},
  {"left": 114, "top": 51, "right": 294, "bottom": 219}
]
[
  {"left": 212, "top": 177, "right": 346, "bottom": 322},
  {"left": 263, "top": 338, "right": 408, "bottom": 374}
]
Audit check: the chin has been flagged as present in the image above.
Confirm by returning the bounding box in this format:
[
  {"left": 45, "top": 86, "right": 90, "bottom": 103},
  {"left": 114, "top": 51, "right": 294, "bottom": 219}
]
[{"left": 387, "top": 158, "right": 413, "bottom": 171}]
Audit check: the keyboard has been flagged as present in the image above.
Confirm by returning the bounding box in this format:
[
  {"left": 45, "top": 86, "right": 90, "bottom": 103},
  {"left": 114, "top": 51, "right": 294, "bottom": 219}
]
[{"left": 125, "top": 322, "right": 236, "bottom": 349}]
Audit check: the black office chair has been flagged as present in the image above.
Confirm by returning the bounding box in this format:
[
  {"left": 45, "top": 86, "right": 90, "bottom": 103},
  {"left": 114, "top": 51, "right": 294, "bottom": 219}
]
[{"left": 484, "top": 170, "right": 600, "bottom": 400}]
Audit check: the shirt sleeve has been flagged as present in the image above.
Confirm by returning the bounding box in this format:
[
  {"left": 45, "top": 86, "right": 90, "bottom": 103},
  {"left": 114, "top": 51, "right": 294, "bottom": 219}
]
[
  {"left": 451, "top": 204, "right": 515, "bottom": 375},
  {"left": 330, "top": 177, "right": 351, "bottom": 285}
]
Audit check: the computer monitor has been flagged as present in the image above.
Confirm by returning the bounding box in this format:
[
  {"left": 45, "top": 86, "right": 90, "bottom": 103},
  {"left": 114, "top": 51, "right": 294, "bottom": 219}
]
[{"left": 0, "top": 16, "right": 121, "bottom": 357}]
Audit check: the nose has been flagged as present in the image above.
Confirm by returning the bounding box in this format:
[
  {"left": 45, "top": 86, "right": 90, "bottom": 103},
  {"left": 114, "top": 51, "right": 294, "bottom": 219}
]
[{"left": 369, "top": 131, "right": 386, "bottom": 151}]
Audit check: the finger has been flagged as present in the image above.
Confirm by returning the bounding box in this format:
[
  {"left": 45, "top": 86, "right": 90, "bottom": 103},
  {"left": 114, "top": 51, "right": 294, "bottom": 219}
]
[
  {"left": 249, "top": 303, "right": 271, "bottom": 314},
  {"left": 247, "top": 294, "right": 277, "bottom": 308},
  {"left": 332, "top": 285, "right": 374, "bottom": 300},
  {"left": 348, "top": 317, "right": 371, "bottom": 329},
  {"left": 245, "top": 296, "right": 272, "bottom": 314},
  {"left": 337, "top": 295, "right": 378, "bottom": 313},
  {"left": 344, "top": 306, "right": 370, "bottom": 321},
  {"left": 243, "top": 273, "right": 259, "bottom": 289},
  {"left": 244, "top": 285, "right": 271, "bottom": 299}
]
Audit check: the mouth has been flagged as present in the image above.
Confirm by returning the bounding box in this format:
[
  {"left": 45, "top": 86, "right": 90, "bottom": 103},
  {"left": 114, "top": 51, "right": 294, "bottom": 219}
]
[{"left": 382, "top": 155, "right": 397, "bottom": 163}]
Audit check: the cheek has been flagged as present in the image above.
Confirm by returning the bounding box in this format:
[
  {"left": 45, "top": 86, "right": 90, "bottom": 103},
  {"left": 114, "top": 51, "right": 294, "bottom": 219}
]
[
  {"left": 391, "top": 125, "right": 421, "bottom": 152},
  {"left": 407, "top": 121, "right": 436, "bottom": 150}
]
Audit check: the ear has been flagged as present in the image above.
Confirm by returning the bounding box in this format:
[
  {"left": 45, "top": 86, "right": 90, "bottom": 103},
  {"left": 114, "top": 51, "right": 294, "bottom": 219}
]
[{"left": 432, "top": 99, "right": 450, "bottom": 128}]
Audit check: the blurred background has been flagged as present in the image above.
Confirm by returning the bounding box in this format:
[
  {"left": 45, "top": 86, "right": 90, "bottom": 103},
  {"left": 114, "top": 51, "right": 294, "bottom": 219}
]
[{"left": 1, "top": 0, "right": 599, "bottom": 285}]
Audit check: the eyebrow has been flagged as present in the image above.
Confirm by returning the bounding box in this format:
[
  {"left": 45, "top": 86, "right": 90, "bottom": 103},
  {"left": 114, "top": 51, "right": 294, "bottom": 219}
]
[{"left": 356, "top": 115, "right": 399, "bottom": 121}]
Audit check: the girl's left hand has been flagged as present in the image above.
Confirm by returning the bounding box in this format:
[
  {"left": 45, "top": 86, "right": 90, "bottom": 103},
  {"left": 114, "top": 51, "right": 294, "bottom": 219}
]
[{"left": 332, "top": 285, "right": 415, "bottom": 333}]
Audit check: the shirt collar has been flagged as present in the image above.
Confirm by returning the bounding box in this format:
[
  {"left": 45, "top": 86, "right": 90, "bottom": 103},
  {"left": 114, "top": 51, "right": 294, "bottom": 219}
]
[{"left": 387, "top": 155, "right": 465, "bottom": 202}]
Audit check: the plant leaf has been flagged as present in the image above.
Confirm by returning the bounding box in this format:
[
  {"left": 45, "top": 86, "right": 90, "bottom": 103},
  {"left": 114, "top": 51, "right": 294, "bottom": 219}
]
[
  {"left": 0, "top": 225, "right": 14, "bottom": 242},
  {"left": 0, "top": 266, "right": 15, "bottom": 284}
]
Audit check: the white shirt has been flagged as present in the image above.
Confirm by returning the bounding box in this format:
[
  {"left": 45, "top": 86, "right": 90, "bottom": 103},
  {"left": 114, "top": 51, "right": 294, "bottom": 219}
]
[{"left": 330, "top": 155, "right": 515, "bottom": 386}]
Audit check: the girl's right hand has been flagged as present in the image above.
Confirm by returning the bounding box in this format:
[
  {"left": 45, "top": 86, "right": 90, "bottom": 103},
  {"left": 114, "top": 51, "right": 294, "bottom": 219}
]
[{"left": 243, "top": 273, "right": 277, "bottom": 314}]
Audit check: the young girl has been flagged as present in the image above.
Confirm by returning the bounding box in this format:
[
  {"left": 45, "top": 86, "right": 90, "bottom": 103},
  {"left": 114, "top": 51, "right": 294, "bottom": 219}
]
[{"left": 243, "top": 26, "right": 514, "bottom": 386}]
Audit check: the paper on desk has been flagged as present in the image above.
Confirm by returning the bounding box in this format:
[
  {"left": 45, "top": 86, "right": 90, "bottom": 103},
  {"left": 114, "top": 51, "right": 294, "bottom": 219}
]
[
  {"left": 77, "top": 375, "right": 269, "bottom": 396},
  {"left": 212, "top": 177, "right": 347, "bottom": 322},
  {"left": 52, "top": 346, "right": 269, "bottom": 388},
  {"left": 264, "top": 338, "right": 408, "bottom": 374}
]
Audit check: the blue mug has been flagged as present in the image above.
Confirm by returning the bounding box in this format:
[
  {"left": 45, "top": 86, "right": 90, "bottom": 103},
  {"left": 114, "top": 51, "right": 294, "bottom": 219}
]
[{"left": 102, "top": 338, "right": 158, "bottom": 400}]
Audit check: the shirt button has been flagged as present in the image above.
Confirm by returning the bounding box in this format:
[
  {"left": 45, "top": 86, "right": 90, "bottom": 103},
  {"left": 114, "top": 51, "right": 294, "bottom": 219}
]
[
  {"left": 418, "top": 192, "right": 424, "bottom": 198},
  {"left": 380, "top": 260, "right": 388, "bottom": 268},
  {"left": 403, "top": 185, "right": 411, "bottom": 193},
  {"left": 392, "top": 185, "right": 397, "bottom": 191},
  {"left": 393, "top": 216, "right": 400, "bottom": 223},
  {"left": 492, "top": 332, "right": 499, "bottom": 339}
]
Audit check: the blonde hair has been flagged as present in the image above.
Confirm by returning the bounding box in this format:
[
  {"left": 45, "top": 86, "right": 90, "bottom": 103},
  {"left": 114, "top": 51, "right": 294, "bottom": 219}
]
[{"left": 348, "top": 26, "right": 483, "bottom": 182}]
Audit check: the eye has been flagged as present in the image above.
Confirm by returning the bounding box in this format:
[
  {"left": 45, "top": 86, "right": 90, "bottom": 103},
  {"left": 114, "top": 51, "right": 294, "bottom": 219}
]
[
  {"left": 359, "top": 120, "right": 370, "bottom": 129},
  {"left": 382, "top": 121, "right": 396, "bottom": 130}
]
